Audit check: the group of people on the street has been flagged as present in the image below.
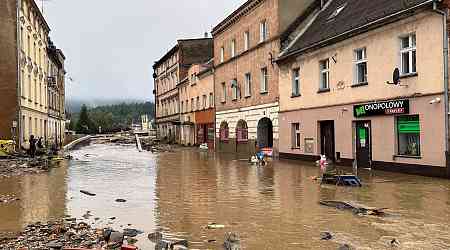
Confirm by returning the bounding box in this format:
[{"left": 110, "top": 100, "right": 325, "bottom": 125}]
[{"left": 27, "top": 135, "right": 59, "bottom": 158}]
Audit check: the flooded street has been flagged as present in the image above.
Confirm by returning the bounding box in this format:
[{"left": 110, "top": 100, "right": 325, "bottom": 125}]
[{"left": 1, "top": 142, "right": 450, "bottom": 249}]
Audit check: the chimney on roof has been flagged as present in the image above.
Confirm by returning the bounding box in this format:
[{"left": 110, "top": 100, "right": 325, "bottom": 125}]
[{"left": 204, "top": 32, "right": 209, "bottom": 38}]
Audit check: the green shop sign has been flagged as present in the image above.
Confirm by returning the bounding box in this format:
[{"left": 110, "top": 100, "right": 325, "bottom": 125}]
[{"left": 354, "top": 99, "right": 409, "bottom": 118}]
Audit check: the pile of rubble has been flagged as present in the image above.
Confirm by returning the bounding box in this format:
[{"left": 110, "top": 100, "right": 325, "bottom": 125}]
[
  {"left": 0, "top": 218, "right": 140, "bottom": 250},
  {"left": 0, "top": 156, "right": 54, "bottom": 178}
]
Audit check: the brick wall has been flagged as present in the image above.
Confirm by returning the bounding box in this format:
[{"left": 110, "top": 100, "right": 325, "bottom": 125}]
[
  {"left": 0, "top": 0, "right": 19, "bottom": 140},
  {"left": 213, "top": 0, "right": 280, "bottom": 113}
]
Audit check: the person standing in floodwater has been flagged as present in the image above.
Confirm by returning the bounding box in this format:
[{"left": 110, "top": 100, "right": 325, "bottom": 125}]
[{"left": 29, "top": 135, "right": 36, "bottom": 158}]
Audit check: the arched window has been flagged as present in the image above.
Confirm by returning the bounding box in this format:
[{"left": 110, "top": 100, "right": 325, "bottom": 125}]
[
  {"left": 220, "top": 121, "right": 229, "bottom": 142},
  {"left": 236, "top": 120, "right": 248, "bottom": 143}
]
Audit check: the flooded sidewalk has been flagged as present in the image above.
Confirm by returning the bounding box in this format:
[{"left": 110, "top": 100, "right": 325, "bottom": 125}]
[{"left": 0, "top": 142, "right": 450, "bottom": 249}]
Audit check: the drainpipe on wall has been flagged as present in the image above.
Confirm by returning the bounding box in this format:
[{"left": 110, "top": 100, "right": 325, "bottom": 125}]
[
  {"left": 15, "top": 0, "right": 22, "bottom": 149},
  {"left": 433, "top": 0, "right": 449, "bottom": 176}
]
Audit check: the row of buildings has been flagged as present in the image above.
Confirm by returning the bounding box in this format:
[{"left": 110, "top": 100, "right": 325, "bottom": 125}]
[
  {"left": 0, "top": 0, "right": 66, "bottom": 149},
  {"left": 153, "top": 0, "right": 450, "bottom": 178}
]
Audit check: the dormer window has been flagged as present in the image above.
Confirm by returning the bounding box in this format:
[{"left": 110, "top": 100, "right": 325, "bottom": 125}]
[{"left": 328, "top": 3, "right": 347, "bottom": 20}]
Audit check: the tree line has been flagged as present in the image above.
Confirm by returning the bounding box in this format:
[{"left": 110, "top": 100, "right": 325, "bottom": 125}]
[{"left": 68, "top": 102, "right": 155, "bottom": 134}]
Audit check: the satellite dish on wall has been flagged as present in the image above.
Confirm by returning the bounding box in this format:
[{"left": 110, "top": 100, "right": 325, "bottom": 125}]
[{"left": 387, "top": 68, "right": 401, "bottom": 85}]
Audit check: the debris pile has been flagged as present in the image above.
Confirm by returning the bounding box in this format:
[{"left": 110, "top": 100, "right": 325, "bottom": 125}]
[
  {"left": 0, "top": 157, "right": 54, "bottom": 178},
  {"left": 0, "top": 219, "right": 142, "bottom": 250},
  {"left": 319, "top": 200, "right": 387, "bottom": 216}
]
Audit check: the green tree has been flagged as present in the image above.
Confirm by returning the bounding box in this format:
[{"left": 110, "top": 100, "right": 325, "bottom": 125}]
[{"left": 75, "top": 104, "right": 93, "bottom": 134}]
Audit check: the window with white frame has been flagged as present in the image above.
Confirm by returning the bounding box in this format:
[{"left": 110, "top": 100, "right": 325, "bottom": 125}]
[
  {"left": 354, "top": 48, "right": 367, "bottom": 84},
  {"left": 220, "top": 47, "right": 224, "bottom": 63},
  {"left": 244, "top": 73, "right": 251, "bottom": 97},
  {"left": 292, "top": 68, "right": 300, "bottom": 96},
  {"left": 244, "top": 31, "right": 250, "bottom": 51},
  {"left": 191, "top": 98, "right": 194, "bottom": 111},
  {"left": 209, "top": 93, "right": 214, "bottom": 108},
  {"left": 181, "top": 101, "right": 184, "bottom": 113},
  {"left": 196, "top": 97, "right": 200, "bottom": 111},
  {"left": 231, "top": 39, "right": 236, "bottom": 58},
  {"left": 231, "top": 79, "right": 238, "bottom": 100},
  {"left": 400, "top": 34, "right": 416, "bottom": 75},
  {"left": 319, "top": 59, "right": 330, "bottom": 90},
  {"left": 221, "top": 82, "right": 226, "bottom": 102},
  {"left": 292, "top": 123, "right": 301, "bottom": 149},
  {"left": 202, "top": 95, "right": 207, "bottom": 109},
  {"left": 260, "top": 67, "right": 268, "bottom": 93},
  {"left": 260, "top": 20, "right": 268, "bottom": 42}
]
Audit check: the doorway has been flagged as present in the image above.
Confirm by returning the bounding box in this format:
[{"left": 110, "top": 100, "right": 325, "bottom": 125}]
[
  {"left": 355, "top": 121, "right": 372, "bottom": 168},
  {"left": 320, "top": 120, "right": 335, "bottom": 161},
  {"left": 257, "top": 117, "right": 273, "bottom": 149}
]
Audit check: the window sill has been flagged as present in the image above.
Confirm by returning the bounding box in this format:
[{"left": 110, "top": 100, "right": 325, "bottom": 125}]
[
  {"left": 393, "top": 154, "right": 422, "bottom": 159},
  {"left": 260, "top": 91, "right": 268, "bottom": 95},
  {"left": 291, "top": 93, "right": 301, "bottom": 98},
  {"left": 351, "top": 82, "right": 368, "bottom": 88},
  {"left": 400, "top": 72, "right": 418, "bottom": 79},
  {"left": 244, "top": 95, "right": 251, "bottom": 99},
  {"left": 291, "top": 147, "right": 301, "bottom": 150},
  {"left": 317, "top": 88, "right": 330, "bottom": 93}
]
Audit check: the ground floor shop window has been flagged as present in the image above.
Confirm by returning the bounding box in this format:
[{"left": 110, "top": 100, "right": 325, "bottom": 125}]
[
  {"left": 397, "top": 115, "right": 420, "bottom": 156},
  {"left": 291, "top": 123, "right": 300, "bottom": 149},
  {"left": 207, "top": 126, "right": 215, "bottom": 142}
]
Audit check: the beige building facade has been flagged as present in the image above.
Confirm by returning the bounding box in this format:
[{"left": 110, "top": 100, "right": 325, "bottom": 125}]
[
  {"left": 19, "top": 0, "right": 51, "bottom": 147},
  {"left": 179, "top": 62, "right": 215, "bottom": 147},
  {"left": 277, "top": 0, "right": 450, "bottom": 177},
  {"left": 0, "top": 0, "right": 66, "bottom": 149},
  {"left": 47, "top": 39, "right": 66, "bottom": 147}
]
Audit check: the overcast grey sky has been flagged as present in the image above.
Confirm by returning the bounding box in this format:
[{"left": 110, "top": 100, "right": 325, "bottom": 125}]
[{"left": 40, "top": 0, "right": 245, "bottom": 102}]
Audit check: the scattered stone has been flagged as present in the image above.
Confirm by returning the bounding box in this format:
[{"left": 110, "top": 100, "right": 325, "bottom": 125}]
[
  {"left": 123, "top": 228, "right": 144, "bottom": 238},
  {"left": 223, "top": 232, "right": 240, "bottom": 250},
  {"left": 109, "top": 217, "right": 116, "bottom": 220},
  {"left": 82, "top": 211, "right": 93, "bottom": 219},
  {"left": 115, "top": 198, "right": 127, "bottom": 203},
  {"left": 391, "top": 238, "right": 400, "bottom": 247},
  {"left": 80, "top": 190, "right": 96, "bottom": 196},
  {"left": 338, "top": 244, "right": 352, "bottom": 250},
  {"left": 148, "top": 231, "right": 163, "bottom": 243},
  {"left": 320, "top": 231, "right": 333, "bottom": 240},
  {"left": 46, "top": 240, "right": 63, "bottom": 249}
]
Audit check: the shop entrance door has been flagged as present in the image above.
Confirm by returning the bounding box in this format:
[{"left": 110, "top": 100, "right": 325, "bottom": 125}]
[
  {"left": 355, "top": 121, "right": 372, "bottom": 168},
  {"left": 320, "top": 121, "right": 335, "bottom": 162}
]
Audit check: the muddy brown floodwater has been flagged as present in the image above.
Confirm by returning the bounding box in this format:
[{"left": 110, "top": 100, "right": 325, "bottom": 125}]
[{"left": 1, "top": 142, "right": 450, "bottom": 249}]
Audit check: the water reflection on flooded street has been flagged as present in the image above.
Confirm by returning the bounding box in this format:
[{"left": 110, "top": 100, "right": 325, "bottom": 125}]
[{"left": 1, "top": 142, "right": 450, "bottom": 249}]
